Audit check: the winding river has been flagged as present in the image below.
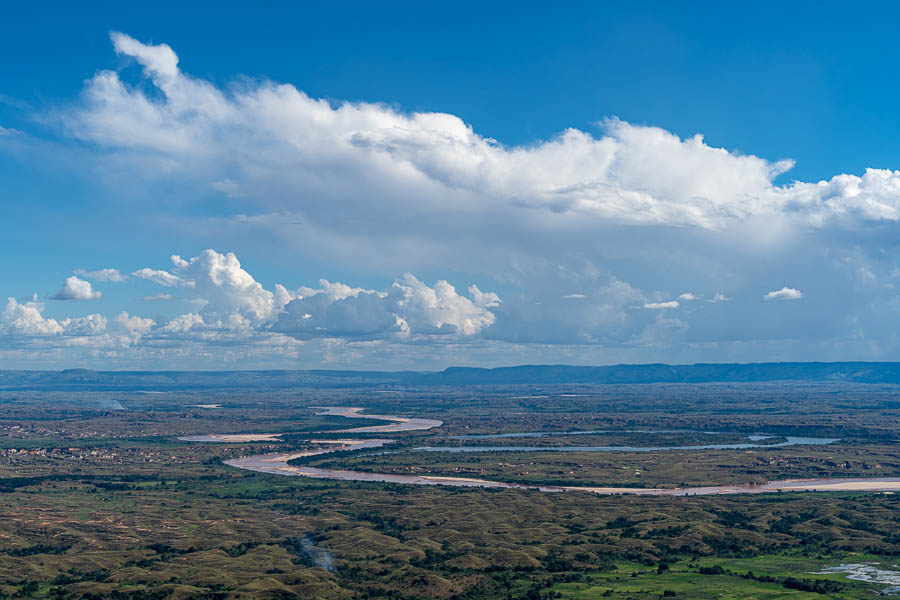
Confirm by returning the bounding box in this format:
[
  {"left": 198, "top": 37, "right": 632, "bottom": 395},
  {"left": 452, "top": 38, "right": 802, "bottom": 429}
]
[{"left": 181, "top": 407, "right": 900, "bottom": 496}]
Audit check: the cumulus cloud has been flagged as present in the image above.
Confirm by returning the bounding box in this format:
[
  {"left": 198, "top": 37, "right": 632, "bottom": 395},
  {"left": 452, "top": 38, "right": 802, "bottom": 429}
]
[
  {"left": 1, "top": 298, "right": 108, "bottom": 339},
  {"left": 3, "top": 246, "right": 898, "bottom": 369},
  {"left": 160, "top": 312, "right": 203, "bottom": 333},
  {"left": 763, "top": 287, "right": 803, "bottom": 301},
  {"left": 167, "top": 250, "right": 279, "bottom": 324},
  {"left": 130, "top": 251, "right": 284, "bottom": 335},
  {"left": 677, "top": 292, "right": 696, "bottom": 301},
  {"left": 397, "top": 275, "right": 497, "bottom": 335},
  {"left": 114, "top": 311, "right": 154, "bottom": 333},
  {"left": 119, "top": 249, "right": 502, "bottom": 346},
  {"left": 274, "top": 273, "right": 497, "bottom": 340},
  {"left": 142, "top": 293, "right": 175, "bottom": 301},
  {"left": 60, "top": 313, "right": 107, "bottom": 336},
  {"left": 75, "top": 268, "right": 128, "bottom": 282},
  {"left": 51, "top": 276, "right": 102, "bottom": 301},
  {"left": 2, "top": 297, "right": 63, "bottom": 336}
]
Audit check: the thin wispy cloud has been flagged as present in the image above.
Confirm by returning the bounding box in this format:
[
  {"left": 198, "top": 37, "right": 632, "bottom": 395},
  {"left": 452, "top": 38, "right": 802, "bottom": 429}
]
[
  {"left": 75, "top": 268, "right": 128, "bottom": 283},
  {"left": 643, "top": 301, "right": 679, "bottom": 310}
]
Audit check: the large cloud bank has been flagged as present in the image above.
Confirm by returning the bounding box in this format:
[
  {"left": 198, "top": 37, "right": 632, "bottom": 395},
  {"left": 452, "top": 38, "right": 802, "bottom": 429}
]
[
  {"left": 63, "top": 33, "right": 900, "bottom": 234},
  {"left": 4, "top": 33, "right": 900, "bottom": 368}
]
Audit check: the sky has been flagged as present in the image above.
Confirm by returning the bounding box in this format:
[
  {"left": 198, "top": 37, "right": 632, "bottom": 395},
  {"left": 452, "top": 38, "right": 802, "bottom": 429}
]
[{"left": 3, "top": 1, "right": 900, "bottom": 370}]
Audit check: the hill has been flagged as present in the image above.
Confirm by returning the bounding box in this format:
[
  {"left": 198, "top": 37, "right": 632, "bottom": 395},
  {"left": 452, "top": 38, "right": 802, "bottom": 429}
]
[{"left": 3, "top": 362, "right": 900, "bottom": 390}]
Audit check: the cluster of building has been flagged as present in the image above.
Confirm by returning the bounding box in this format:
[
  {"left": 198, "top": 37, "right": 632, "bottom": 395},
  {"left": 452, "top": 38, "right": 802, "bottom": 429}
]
[{"left": 0, "top": 446, "right": 169, "bottom": 464}]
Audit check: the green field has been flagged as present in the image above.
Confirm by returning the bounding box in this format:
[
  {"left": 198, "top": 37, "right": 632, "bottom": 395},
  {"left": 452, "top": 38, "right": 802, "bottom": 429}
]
[{"left": 553, "top": 556, "right": 899, "bottom": 599}]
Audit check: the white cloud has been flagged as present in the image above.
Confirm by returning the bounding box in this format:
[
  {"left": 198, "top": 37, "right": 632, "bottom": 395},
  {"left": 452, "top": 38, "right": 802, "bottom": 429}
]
[
  {"left": 75, "top": 268, "right": 128, "bottom": 282},
  {"left": 0, "top": 125, "right": 22, "bottom": 136},
  {"left": 275, "top": 289, "right": 398, "bottom": 340},
  {"left": 469, "top": 284, "right": 501, "bottom": 308},
  {"left": 167, "top": 250, "right": 278, "bottom": 325},
  {"left": 295, "top": 279, "right": 373, "bottom": 302},
  {"left": 60, "top": 32, "right": 900, "bottom": 239},
  {"left": 1, "top": 298, "right": 63, "bottom": 336},
  {"left": 160, "top": 312, "right": 204, "bottom": 333},
  {"left": 111, "top": 31, "right": 180, "bottom": 81},
  {"left": 68, "top": 250, "right": 503, "bottom": 350},
  {"left": 60, "top": 314, "right": 107, "bottom": 336},
  {"left": 51, "top": 276, "right": 102, "bottom": 301},
  {"left": 275, "top": 273, "right": 497, "bottom": 340},
  {"left": 709, "top": 293, "right": 731, "bottom": 303},
  {"left": 1, "top": 298, "right": 110, "bottom": 340},
  {"left": 131, "top": 250, "right": 500, "bottom": 342},
  {"left": 132, "top": 268, "right": 189, "bottom": 287},
  {"left": 643, "top": 301, "right": 680, "bottom": 309},
  {"left": 397, "top": 274, "right": 496, "bottom": 335},
  {"left": 114, "top": 311, "right": 154, "bottom": 334},
  {"left": 132, "top": 250, "right": 283, "bottom": 333},
  {"left": 563, "top": 293, "right": 586, "bottom": 299},
  {"left": 763, "top": 287, "right": 803, "bottom": 301},
  {"left": 142, "top": 293, "right": 175, "bottom": 301},
  {"left": 677, "top": 292, "right": 696, "bottom": 301}
]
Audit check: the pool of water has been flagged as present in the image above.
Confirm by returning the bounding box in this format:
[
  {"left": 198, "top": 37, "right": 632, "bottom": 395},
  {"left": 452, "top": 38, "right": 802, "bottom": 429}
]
[{"left": 812, "top": 563, "right": 900, "bottom": 595}]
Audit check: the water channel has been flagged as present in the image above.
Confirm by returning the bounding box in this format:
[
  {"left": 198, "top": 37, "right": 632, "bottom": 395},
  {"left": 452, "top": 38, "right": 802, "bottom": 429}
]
[{"left": 177, "top": 406, "right": 900, "bottom": 496}]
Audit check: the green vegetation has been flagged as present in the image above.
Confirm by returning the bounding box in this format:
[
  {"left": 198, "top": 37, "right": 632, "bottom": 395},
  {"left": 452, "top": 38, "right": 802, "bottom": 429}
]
[{"left": 551, "top": 557, "right": 881, "bottom": 599}]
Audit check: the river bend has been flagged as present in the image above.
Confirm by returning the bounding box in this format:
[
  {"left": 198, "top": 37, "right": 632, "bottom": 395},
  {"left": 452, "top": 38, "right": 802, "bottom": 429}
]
[{"left": 180, "top": 407, "right": 900, "bottom": 496}]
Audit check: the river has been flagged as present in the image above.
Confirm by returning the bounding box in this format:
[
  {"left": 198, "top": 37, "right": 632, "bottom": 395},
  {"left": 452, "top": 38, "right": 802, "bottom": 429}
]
[{"left": 181, "top": 406, "right": 900, "bottom": 496}]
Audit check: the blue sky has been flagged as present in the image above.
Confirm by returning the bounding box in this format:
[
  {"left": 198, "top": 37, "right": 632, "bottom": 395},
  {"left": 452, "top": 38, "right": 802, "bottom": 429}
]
[{"left": 3, "top": 2, "right": 900, "bottom": 369}]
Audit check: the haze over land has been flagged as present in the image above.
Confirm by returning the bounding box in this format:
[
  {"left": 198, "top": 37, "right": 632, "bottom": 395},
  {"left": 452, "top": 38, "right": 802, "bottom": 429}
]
[{"left": 7, "top": 362, "right": 900, "bottom": 390}]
